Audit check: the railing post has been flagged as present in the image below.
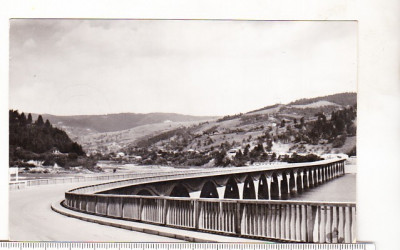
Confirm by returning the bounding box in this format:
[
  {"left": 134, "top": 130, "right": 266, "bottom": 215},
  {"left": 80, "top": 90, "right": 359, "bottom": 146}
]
[
  {"left": 306, "top": 205, "right": 316, "bottom": 242},
  {"left": 319, "top": 206, "right": 326, "bottom": 243},
  {"left": 105, "top": 197, "right": 109, "bottom": 216},
  {"left": 219, "top": 201, "right": 223, "bottom": 232},
  {"left": 290, "top": 204, "right": 296, "bottom": 241},
  {"left": 295, "top": 205, "right": 301, "bottom": 241},
  {"left": 332, "top": 206, "right": 338, "bottom": 243},
  {"left": 275, "top": 204, "right": 281, "bottom": 239},
  {"left": 119, "top": 196, "right": 124, "bottom": 218},
  {"left": 338, "top": 206, "right": 344, "bottom": 242},
  {"left": 163, "top": 199, "right": 168, "bottom": 225},
  {"left": 139, "top": 197, "right": 143, "bottom": 221},
  {"left": 326, "top": 206, "right": 332, "bottom": 243},
  {"left": 344, "top": 206, "right": 351, "bottom": 243},
  {"left": 301, "top": 205, "right": 307, "bottom": 242},
  {"left": 351, "top": 206, "right": 356, "bottom": 243},
  {"left": 281, "top": 204, "right": 287, "bottom": 239},
  {"left": 266, "top": 204, "right": 272, "bottom": 237},
  {"left": 342, "top": 162, "right": 345, "bottom": 175},
  {"left": 94, "top": 195, "right": 98, "bottom": 214},
  {"left": 235, "top": 201, "right": 242, "bottom": 235},
  {"left": 194, "top": 199, "right": 199, "bottom": 229}
]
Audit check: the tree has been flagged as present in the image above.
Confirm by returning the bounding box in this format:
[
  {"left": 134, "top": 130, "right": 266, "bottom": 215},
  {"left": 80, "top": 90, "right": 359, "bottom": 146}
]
[
  {"left": 27, "top": 113, "right": 32, "bottom": 124},
  {"left": 255, "top": 143, "right": 265, "bottom": 153},
  {"left": 243, "top": 144, "right": 250, "bottom": 156},
  {"left": 335, "top": 118, "right": 345, "bottom": 133},
  {"left": 235, "top": 149, "right": 243, "bottom": 159},
  {"left": 300, "top": 117, "right": 305, "bottom": 126},
  {"left": 36, "top": 115, "right": 44, "bottom": 126},
  {"left": 214, "top": 149, "right": 227, "bottom": 166},
  {"left": 71, "top": 142, "right": 85, "bottom": 155},
  {"left": 20, "top": 112, "right": 27, "bottom": 124},
  {"left": 232, "top": 149, "right": 246, "bottom": 166},
  {"left": 45, "top": 119, "right": 51, "bottom": 128}
]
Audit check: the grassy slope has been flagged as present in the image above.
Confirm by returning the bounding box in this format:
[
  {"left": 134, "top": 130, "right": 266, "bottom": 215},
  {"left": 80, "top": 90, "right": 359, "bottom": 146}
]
[
  {"left": 151, "top": 103, "right": 356, "bottom": 156},
  {"left": 78, "top": 120, "right": 212, "bottom": 153},
  {"left": 73, "top": 93, "right": 357, "bottom": 156}
]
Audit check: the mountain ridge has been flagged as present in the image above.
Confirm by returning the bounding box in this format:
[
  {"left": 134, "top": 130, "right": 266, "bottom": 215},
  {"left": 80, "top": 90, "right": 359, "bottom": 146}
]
[
  {"left": 27, "top": 92, "right": 356, "bottom": 158},
  {"left": 31, "top": 112, "right": 218, "bottom": 134}
]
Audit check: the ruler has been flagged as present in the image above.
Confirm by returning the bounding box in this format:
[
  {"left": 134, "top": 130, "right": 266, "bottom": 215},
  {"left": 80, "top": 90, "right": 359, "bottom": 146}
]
[{"left": 0, "top": 243, "right": 375, "bottom": 250}]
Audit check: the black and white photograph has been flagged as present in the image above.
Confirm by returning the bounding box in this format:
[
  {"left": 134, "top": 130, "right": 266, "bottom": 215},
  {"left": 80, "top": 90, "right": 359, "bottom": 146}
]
[{"left": 8, "top": 19, "right": 358, "bottom": 243}]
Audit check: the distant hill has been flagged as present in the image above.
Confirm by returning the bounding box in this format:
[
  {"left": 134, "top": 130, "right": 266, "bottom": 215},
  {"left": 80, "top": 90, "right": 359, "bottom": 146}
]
[
  {"left": 245, "top": 92, "right": 356, "bottom": 118},
  {"left": 288, "top": 92, "right": 357, "bottom": 106},
  {"left": 118, "top": 92, "right": 357, "bottom": 167},
  {"left": 23, "top": 92, "right": 356, "bottom": 165},
  {"left": 35, "top": 113, "right": 217, "bottom": 134}
]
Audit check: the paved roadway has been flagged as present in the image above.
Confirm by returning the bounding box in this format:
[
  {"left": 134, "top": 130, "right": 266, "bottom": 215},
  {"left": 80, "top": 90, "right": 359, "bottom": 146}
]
[
  {"left": 9, "top": 163, "right": 355, "bottom": 241},
  {"left": 9, "top": 180, "right": 184, "bottom": 242}
]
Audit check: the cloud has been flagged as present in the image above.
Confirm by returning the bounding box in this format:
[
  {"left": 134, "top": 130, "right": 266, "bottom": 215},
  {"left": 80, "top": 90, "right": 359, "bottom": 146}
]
[{"left": 9, "top": 20, "right": 357, "bottom": 116}]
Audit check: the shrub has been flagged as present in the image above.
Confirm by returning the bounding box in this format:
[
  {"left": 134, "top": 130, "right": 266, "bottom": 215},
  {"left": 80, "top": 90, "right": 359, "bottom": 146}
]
[{"left": 332, "top": 134, "right": 347, "bottom": 148}]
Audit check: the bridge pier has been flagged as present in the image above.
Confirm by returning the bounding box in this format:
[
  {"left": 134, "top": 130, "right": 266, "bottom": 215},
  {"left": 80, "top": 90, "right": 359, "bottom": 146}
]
[
  {"left": 318, "top": 168, "right": 323, "bottom": 185},
  {"left": 307, "top": 170, "right": 313, "bottom": 188},
  {"left": 216, "top": 186, "right": 226, "bottom": 199},
  {"left": 189, "top": 190, "right": 201, "bottom": 198},
  {"left": 253, "top": 179, "right": 260, "bottom": 200},
  {"left": 237, "top": 182, "right": 244, "bottom": 200},
  {"left": 326, "top": 165, "right": 330, "bottom": 180},
  {"left": 333, "top": 163, "right": 336, "bottom": 177}
]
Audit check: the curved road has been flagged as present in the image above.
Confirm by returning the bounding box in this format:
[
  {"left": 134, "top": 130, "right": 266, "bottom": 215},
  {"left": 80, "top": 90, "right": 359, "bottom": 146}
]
[
  {"left": 9, "top": 180, "right": 184, "bottom": 241},
  {"left": 9, "top": 163, "right": 355, "bottom": 241}
]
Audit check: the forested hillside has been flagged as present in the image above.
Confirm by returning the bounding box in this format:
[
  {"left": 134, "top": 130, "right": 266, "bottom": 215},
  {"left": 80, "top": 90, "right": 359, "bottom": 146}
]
[{"left": 9, "top": 110, "right": 95, "bottom": 169}]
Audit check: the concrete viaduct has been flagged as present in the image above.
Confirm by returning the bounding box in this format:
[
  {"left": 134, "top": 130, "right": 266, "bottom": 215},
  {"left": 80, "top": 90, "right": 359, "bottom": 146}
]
[
  {"left": 99, "top": 159, "right": 346, "bottom": 200},
  {"left": 64, "top": 158, "right": 355, "bottom": 243}
]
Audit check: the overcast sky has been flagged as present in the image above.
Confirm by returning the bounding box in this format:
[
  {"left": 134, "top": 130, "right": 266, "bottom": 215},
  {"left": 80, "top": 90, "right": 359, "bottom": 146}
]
[{"left": 9, "top": 19, "right": 357, "bottom": 116}]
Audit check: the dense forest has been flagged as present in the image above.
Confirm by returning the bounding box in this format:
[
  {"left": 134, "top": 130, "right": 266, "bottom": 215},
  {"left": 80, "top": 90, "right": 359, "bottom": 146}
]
[{"left": 9, "top": 110, "right": 96, "bottom": 169}]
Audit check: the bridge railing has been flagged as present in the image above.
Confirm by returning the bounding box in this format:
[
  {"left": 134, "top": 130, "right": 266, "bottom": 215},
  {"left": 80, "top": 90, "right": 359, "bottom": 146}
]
[
  {"left": 63, "top": 158, "right": 351, "bottom": 242},
  {"left": 68, "top": 159, "right": 346, "bottom": 195},
  {"left": 64, "top": 193, "right": 355, "bottom": 243},
  {"left": 9, "top": 168, "right": 219, "bottom": 190}
]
